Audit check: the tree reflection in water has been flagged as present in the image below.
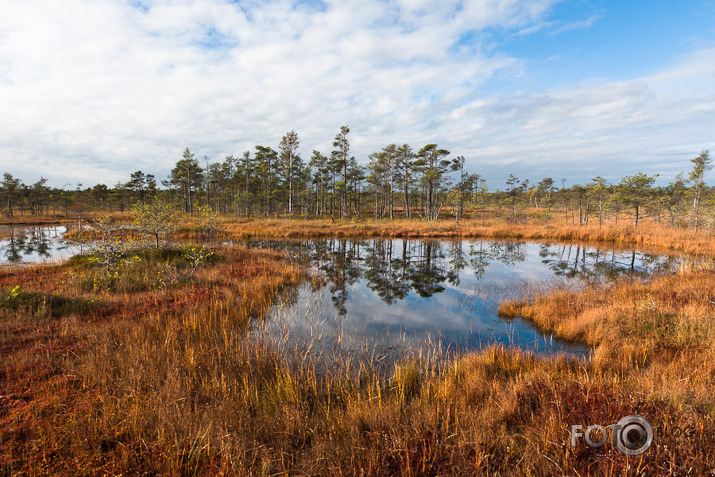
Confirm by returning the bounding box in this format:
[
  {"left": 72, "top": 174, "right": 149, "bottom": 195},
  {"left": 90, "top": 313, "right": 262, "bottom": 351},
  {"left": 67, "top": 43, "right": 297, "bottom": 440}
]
[
  {"left": 248, "top": 238, "right": 682, "bottom": 357},
  {"left": 0, "top": 226, "right": 79, "bottom": 264},
  {"left": 537, "top": 243, "right": 675, "bottom": 281}
]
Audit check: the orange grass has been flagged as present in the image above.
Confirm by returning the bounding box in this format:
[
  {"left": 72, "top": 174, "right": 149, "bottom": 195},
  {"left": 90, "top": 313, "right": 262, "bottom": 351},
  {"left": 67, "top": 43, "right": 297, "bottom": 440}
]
[
  {"left": 225, "top": 215, "right": 715, "bottom": 256},
  {"left": 0, "top": 211, "right": 132, "bottom": 226},
  {"left": 0, "top": 215, "right": 73, "bottom": 226},
  {"left": 0, "top": 222, "right": 714, "bottom": 475}
]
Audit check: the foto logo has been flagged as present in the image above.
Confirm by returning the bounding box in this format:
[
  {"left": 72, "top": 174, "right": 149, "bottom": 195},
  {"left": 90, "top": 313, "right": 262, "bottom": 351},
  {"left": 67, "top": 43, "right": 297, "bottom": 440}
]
[{"left": 571, "top": 415, "right": 653, "bottom": 456}]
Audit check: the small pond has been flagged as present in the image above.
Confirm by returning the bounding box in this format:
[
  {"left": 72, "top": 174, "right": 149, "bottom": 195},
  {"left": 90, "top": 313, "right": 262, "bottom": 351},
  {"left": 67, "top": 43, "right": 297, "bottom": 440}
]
[
  {"left": 0, "top": 225, "right": 82, "bottom": 265},
  {"left": 246, "top": 238, "right": 683, "bottom": 358}
]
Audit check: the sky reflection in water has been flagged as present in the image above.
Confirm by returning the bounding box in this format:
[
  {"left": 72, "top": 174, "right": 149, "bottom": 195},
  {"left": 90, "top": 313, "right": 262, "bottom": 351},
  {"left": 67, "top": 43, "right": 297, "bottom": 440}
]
[
  {"left": 248, "top": 238, "right": 681, "bottom": 358},
  {"left": 0, "top": 226, "right": 81, "bottom": 265}
]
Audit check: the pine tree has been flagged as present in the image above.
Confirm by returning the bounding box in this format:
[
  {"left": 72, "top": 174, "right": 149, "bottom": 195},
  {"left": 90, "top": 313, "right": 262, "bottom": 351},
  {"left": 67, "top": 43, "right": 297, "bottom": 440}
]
[
  {"left": 688, "top": 150, "right": 712, "bottom": 232},
  {"left": 279, "top": 131, "right": 300, "bottom": 216},
  {"left": 613, "top": 172, "right": 658, "bottom": 229},
  {"left": 414, "top": 144, "right": 450, "bottom": 220},
  {"left": 332, "top": 126, "right": 350, "bottom": 217},
  {"left": 395, "top": 144, "right": 415, "bottom": 218},
  {"left": 1, "top": 173, "right": 22, "bottom": 217},
  {"left": 170, "top": 148, "right": 204, "bottom": 215}
]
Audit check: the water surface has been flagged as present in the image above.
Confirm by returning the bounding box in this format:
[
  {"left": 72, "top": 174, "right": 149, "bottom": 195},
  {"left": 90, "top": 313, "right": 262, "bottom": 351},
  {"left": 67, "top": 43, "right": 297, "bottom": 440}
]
[
  {"left": 0, "top": 225, "right": 81, "bottom": 265},
  {"left": 247, "top": 238, "right": 681, "bottom": 358}
]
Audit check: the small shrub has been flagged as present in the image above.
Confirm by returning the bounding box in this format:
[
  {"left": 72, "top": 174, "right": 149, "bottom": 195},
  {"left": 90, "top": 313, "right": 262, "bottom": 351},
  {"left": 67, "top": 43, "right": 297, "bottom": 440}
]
[{"left": 1, "top": 288, "right": 99, "bottom": 318}]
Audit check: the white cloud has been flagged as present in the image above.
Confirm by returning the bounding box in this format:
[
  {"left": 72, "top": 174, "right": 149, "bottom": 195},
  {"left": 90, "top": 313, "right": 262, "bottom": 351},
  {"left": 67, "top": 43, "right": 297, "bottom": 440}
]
[
  {"left": 0, "top": 0, "right": 712, "bottom": 187},
  {"left": 415, "top": 47, "right": 715, "bottom": 183},
  {"left": 552, "top": 14, "right": 601, "bottom": 34}
]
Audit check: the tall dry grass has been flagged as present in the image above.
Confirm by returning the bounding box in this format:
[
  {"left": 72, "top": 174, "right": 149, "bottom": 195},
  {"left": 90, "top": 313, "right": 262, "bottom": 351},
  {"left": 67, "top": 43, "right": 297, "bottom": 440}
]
[
  {"left": 0, "top": 222, "right": 714, "bottom": 475},
  {"left": 499, "top": 268, "right": 715, "bottom": 399}
]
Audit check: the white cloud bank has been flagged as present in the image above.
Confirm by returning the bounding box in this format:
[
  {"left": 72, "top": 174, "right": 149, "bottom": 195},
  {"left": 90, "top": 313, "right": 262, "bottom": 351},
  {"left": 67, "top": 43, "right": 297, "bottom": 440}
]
[{"left": 0, "top": 0, "right": 713, "bottom": 186}]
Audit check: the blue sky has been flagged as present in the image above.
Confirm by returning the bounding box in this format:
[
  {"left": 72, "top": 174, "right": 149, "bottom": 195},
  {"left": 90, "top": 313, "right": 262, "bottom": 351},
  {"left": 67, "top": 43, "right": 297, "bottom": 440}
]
[
  {"left": 495, "top": 0, "right": 714, "bottom": 87},
  {"left": 0, "top": 0, "right": 713, "bottom": 188}
]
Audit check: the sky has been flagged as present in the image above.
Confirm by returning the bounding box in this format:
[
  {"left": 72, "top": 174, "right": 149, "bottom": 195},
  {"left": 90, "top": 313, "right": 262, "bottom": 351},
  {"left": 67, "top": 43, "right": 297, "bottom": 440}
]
[{"left": 0, "top": 0, "right": 714, "bottom": 188}]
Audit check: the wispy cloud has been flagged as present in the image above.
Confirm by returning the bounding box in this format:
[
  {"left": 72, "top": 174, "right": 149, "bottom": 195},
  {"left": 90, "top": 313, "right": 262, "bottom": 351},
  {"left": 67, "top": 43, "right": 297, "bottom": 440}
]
[
  {"left": 514, "top": 21, "right": 558, "bottom": 37},
  {"left": 438, "top": 47, "right": 715, "bottom": 182},
  {"left": 552, "top": 14, "right": 601, "bottom": 34},
  {"left": 514, "top": 13, "right": 600, "bottom": 38}
]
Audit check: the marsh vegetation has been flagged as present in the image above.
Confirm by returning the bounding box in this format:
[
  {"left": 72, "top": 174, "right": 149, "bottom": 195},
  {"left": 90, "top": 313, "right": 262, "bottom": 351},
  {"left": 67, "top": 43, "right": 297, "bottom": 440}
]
[{"left": 0, "top": 211, "right": 713, "bottom": 475}]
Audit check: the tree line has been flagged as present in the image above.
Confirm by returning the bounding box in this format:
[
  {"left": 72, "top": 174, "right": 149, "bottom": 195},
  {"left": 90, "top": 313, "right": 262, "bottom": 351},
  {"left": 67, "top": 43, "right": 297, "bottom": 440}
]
[{"left": 1, "top": 126, "right": 713, "bottom": 230}]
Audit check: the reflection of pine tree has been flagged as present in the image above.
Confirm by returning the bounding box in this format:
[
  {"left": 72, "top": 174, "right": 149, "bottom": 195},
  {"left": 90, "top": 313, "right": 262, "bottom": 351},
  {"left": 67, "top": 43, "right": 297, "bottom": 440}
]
[
  {"left": 409, "top": 242, "right": 447, "bottom": 298},
  {"left": 3, "top": 228, "right": 54, "bottom": 262},
  {"left": 364, "top": 239, "right": 410, "bottom": 305},
  {"left": 468, "top": 241, "right": 490, "bottom": 279},
  {"left": 537, "top": 243, "right": 668, "bottom": 282},
  {"left": 34, "top": 228, "right": 51, "bottom": 259},
  {"left": 318, "top": 239, "right": 363, "bottom": 316},
  {"left": 447, "top": 241, "right": 466, "bottom": 286},
  {"left": 4, "top": 230, "right": 22, "bottom": 263},
  {"left": 487, "top": 242, "right": 526, "bottom": 266},
  {"left": 256, "top": 239, "right": 682, "bottom": 317}
]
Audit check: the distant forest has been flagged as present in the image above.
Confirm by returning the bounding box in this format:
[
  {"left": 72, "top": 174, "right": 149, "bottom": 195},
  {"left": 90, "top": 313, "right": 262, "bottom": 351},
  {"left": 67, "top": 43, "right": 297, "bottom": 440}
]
[{"left": 1, "top": 127, "right": 713, "bottom": 231}]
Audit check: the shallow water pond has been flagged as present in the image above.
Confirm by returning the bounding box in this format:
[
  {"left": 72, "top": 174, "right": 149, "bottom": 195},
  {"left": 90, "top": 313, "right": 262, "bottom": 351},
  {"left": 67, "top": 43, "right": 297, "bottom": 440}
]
[
  {"left": 0, "top": 225, "right": 81, "bottom": 265},
  {"left": 246, "top": 238, "right": 683, "bottom": 358}
]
